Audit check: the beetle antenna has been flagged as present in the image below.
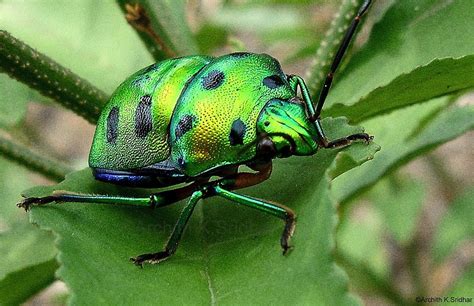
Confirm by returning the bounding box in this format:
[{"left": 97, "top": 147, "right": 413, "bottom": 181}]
[{"left": 313, "top": 0, "right": 372, "bottom": 120}]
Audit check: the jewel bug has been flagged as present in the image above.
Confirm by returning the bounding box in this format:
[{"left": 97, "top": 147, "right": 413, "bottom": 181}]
[{"left": 19, "top": 0, "right": 373, "bottom": 266}]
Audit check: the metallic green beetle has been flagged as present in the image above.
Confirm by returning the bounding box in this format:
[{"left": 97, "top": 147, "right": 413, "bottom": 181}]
[{"left": 19, "top": 1, "right": 372, "bottom": 266}]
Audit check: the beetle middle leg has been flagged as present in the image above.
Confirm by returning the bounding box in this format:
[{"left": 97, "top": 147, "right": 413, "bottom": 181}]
[{"left": 131, "top": 189, "right": 205, "bottom": 266}]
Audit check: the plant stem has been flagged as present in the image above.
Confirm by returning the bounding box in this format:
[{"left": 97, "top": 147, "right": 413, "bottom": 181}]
[
  {"left": 0, "top": 31, "right": 107, "bottom": 124},
  {"left": 118, "top": 2, "right": 177, "bottom": 60},
  {"left": 0, "top": 134, "right": 73, "bottom": 182},
  {"left": 116, "top": 0, "right": 198, "bottom": 60},
  {"left": 305, "top": 0, "right": 368, "bottom": 97}
]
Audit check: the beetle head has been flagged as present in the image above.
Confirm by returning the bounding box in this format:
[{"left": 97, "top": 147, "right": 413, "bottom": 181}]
[{"left": 257, "top": 98, "right": 318, "bottom": 158}]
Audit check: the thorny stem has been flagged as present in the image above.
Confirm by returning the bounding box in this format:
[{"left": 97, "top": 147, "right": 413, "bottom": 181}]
[
  {"left": 0, "top": 134, "right": 73, "bottom": 182},
  {"left": 116, "top": 1, "right": 178, "bottom": 60},
  {"left": 305, "top": 0, "right": 368, "bottom": 98},
  {"left": 0, "top": 30, "right": 107, "bottom": 124}
]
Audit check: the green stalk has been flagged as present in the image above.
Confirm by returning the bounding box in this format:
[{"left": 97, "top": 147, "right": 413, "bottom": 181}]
[
  {"left": 116, "top": 2, "right": 177, "bottom": 60},
  {"left": 0, "top": 134, "right": 73, "bottom": 182},
  {"left": 0, "top": 31, "right": 107, "bottom": 124},
  {"left": 115, "top": 1, "right": 198, "bottom": 60},
  {"left": 305, "top": 0, "right": 367, "bottom": 97}
]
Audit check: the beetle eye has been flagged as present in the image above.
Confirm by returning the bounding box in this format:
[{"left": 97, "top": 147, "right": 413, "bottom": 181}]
[{"left": 263, "top": 75, "right": 285, "bottom": 89}]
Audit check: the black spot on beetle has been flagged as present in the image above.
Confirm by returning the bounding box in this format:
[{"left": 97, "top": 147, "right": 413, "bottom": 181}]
[
  {"left": 106, "top": 106, "right": 119, "bottom": 144},
  {"left": 132, "top": 74, "right": 151, "bottom": 87},
  {"left": 134, "top": 95, "right": 153, "bottom": 138},
  {"left": 143, "top": 63, "right": 158, "bottom": 73},
  {"left": 229, "top": 52, "right": 251, "bottom": 58},
  {"left": 229, "top": 118, "right": 246, "bottom": 146},
  {"left": 263, "top": 75, "right": 285, "bottom": 89},
  {"left": 175, "top": 114, "right": 196, "bottom": 140},
  {"left": 201, "top": 70, "right": 225, "bottom": 90}
]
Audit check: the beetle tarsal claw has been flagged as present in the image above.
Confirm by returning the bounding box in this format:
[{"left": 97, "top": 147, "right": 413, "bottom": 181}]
[
  {"left": 129, "top": 257, "right": 144, "bottom": 268},
  {"left": 17, "top": 195, "right": 58, "bottom": 211},
  {"left": 17, "top": 197, "right": 34, "bottom": 211},
  {"left": 282, "top": 245, "right": 294, "bottom": 256},
  {"left": 130, "top": 251, "right": 171, "bottom": 267}
]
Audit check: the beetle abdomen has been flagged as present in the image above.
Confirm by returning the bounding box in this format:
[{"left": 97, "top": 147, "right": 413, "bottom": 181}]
[{"left": 89, "top": 56, "right": 212, "bottom": 170}]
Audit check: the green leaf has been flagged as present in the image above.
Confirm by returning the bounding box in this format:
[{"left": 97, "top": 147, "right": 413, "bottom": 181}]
[
  {"left": 0, "top": 157, "right": 33, "bottom": 222},
  {"left": 432, "top": 188, "right": 474, "bottom": 264},
  {"left": 324, "top": 0, "right": 474, "bottom": 122},
  {"left": 0, "top": 222, "right": 58, "bottom": 305},
  {"left": 333, "top": 98, "right": 474, "bottom": 205},
  {"left": 369, "top": 176, "right": 425, "bottom": 245},
  {"left": 337, "top": 204, "right": 388, "bottom": 279},
  {"left": 335, "top": 174, "right": 425, "bottom": 305},
  {"left": 25, "top": 118, "right": 378, "bottom": 305},
  {"left": 0, "top": 158, "right": 57, "bottom": 305},
  {"left": 328, "top": 56, "right": 474, "bottom": 122}
]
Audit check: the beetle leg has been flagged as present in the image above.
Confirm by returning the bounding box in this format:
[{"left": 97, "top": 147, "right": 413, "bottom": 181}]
[
  {"left": 17, "top": 182, "right": 201, "bottom": 211},
  {"left": 286, "top": 75, "right": 317, "bottom": 119},
  {"left": 130, "top": 190, "right": 204, "bottom": 266},
  {"left": 314, "top": 119, "right": 373, "bottom": 149},
  {"left": 213, "top": 184, "right": 296, "bottom": 254}
]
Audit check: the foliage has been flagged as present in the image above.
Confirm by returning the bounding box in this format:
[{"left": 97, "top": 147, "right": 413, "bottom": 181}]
[{"left": 0, "top": 0, "right": 472, "bottom": 305}]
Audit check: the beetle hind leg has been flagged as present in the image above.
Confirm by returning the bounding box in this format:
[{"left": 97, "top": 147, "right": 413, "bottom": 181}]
[{"left": 17, "top": 180, "right": 201, "bottom": 212}]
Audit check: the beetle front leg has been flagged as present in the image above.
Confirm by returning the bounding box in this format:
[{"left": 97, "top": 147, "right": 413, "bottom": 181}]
[{"left": 314, "top": 119, "right": 373, "bottom": 149}]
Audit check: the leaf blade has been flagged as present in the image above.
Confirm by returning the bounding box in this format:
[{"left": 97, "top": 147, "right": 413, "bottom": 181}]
[{"left": 324, "top": 0, "right": 474, "bottom": 121}]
